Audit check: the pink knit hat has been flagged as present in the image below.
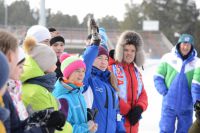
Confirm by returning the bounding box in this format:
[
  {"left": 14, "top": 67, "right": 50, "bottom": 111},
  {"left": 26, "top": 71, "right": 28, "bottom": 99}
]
[{"left": 60, "top": 53, "right": 86, "bottom": 78}]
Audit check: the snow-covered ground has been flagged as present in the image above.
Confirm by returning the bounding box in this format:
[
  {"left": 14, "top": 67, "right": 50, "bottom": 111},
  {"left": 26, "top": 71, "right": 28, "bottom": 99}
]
[{"left": 139, "top": 59, "right": 161, "bottom": 133}]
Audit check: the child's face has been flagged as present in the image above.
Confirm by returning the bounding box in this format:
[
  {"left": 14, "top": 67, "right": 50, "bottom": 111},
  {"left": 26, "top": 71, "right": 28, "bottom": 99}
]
[
  {"left": 68, "top": 68, "right": 85, "bottom": 83},
  {"left": 10, "top": 62, "right": 24, "bottom": 80}
]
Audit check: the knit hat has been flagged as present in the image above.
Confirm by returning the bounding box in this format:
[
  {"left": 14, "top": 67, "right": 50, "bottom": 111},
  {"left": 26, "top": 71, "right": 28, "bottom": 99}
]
[
  {"left": 26, "top": 25, "right": 51, "bottom": 43},
  {"left": 176, "top": 34, "right": 194, "bottom": 46},
  {"left": 50, "top": 36, "right": 65, "bottom": 46},
  {"left": 18, "top": 46, "right": 25, "bottom": 64},
  {"left": 98, "top": 46, "right": 109, "bottom": 58},
  {"left": 23, "top": 37, "right": 57, "bottom": 72},
  {"left": 0, "top": 51, "right": 9, "bottom": 89},
  {"left": 60, "top": 53, "right": 86, "bottom": 78}
]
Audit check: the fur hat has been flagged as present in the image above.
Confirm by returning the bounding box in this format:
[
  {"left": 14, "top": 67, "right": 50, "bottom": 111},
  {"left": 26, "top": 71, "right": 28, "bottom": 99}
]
[
  {"left": 114, "top": 30, "right": 145, "bottom": 67},
  {"left": 60, "top": 53, "right": 86, "bottom": 78},
  {"left": 26, "top": 25, "right": 51, "bottom": 43},
  {"left": 98, "top": 46, "right": 109, "bottom": 58},
  {"left": 50, "top": 36, "right": 65, "bottom": 46},
  {"left": 0, "top": 51, "right": 9, "bottom": 89},
  {"left": 23, "top": 37, "right": 57, "bottom": 72}
]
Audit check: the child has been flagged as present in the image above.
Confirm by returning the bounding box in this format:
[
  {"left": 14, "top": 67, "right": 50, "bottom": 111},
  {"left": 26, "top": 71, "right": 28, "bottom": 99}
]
[
  {"left": 7, "top": 47, "right": 28, "bottom": 121},
  {"left": 52, "top": 53, "right": 98, "bottom": 133},
  {"left": 21, "top": 36, "right": 71, "bottom": 133}
]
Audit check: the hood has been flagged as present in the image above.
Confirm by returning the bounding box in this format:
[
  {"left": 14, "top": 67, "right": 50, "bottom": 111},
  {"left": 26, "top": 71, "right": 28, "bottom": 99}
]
[
  {"left": 172, "top": 46, "right": 198, "bottom": 59},
  {"left": 114, "top": 30, "right": 145, "bottom": 67},
  {"left": 20, "top": 56, "right": 45, "bottom": 83}
]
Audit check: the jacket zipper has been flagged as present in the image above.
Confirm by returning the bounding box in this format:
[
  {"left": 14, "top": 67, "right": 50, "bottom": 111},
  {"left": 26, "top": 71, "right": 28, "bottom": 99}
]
[
  {"left": 78, "top": 93, "right": 87, "bottom": 122},
  {"left": 128, "top": 65, "right": 134, "bottom": 132}
]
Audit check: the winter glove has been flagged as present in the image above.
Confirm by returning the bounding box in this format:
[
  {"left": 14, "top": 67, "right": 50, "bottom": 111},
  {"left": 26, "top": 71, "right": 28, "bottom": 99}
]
[
  {"left": 194, "top": 100, "right": 200, "bottom": 121},
  {"left": 46, "top": 110, "right": 66, "bottom": 131},
  {"left": 87, "top": 108, "right": 98, "bottom": 121},
  {"left": 91, "top": 33, "right": 101, "bottom": 46},
  {"left": 25, "top": 108, "right": 66, "bottom": 131},
  {"left": 88, "top": 18, "right": 101, "bottom": 46},
  {"left": 127, "top": 106, "right": 143, "bottom": 126}
]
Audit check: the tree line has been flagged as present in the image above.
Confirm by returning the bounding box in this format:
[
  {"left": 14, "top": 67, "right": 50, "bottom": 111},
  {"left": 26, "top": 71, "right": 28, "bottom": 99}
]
[{"left": 0, "top": 0, "right": 200, "bottom": 54}]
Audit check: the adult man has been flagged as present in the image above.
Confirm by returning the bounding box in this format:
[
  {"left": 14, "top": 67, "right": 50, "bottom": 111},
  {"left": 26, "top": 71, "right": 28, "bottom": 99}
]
[
  {"left": 154, "top": 34, "right": 199, "bottom": 132},
  {"left": 109, "top": 30, "right": 148, "bottom": 133},
  {"left": 50, "top": 35, "right": 65, "bottom": 79}
]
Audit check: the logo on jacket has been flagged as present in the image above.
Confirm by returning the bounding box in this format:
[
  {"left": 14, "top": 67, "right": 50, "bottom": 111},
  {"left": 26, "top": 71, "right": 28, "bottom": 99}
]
[
  {"left": 95, "top": 87, "right": 103, "bottom": 93},
  {"left": 184, "top": 37, "right": 190, "bottom": 42}
]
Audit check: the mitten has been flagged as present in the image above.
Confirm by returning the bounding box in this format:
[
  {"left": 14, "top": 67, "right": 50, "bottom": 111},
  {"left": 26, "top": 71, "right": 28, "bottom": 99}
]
[
  {"left": 46, "top": 110, "right": 66, "bottom": 131},
  {"left": 127, "top": 106, "right": 143, "bottom": 126}
]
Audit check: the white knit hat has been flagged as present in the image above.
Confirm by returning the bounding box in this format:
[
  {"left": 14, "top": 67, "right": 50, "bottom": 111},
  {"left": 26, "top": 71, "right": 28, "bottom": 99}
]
[
  {"left": 26, "top": 25, "right": 51, "bottom": 43},
  {"left": 18, "top": 46, "right": 25, "bottom": 64}
]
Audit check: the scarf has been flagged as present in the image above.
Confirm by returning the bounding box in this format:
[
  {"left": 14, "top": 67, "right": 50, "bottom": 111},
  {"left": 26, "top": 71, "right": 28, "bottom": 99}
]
[{"left": 26, "top": 72, "right": 57, "bottom": 92}]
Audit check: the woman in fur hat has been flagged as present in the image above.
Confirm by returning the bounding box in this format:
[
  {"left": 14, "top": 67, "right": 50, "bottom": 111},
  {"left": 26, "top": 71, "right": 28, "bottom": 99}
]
[{"left": 109, "top": 30, "right": 148, "bottom": 133}]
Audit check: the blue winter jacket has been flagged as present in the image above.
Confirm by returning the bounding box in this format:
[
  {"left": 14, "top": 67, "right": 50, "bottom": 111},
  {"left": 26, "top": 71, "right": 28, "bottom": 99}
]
[
  {"left": 154, "top": 47, "right": 199, "bottom": 111},
  {"left": 83, "top": 45, "right": 118, "bottom": 133},
  {"left": 52, "top": 80, "right": 89, "bottom": 133}
]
